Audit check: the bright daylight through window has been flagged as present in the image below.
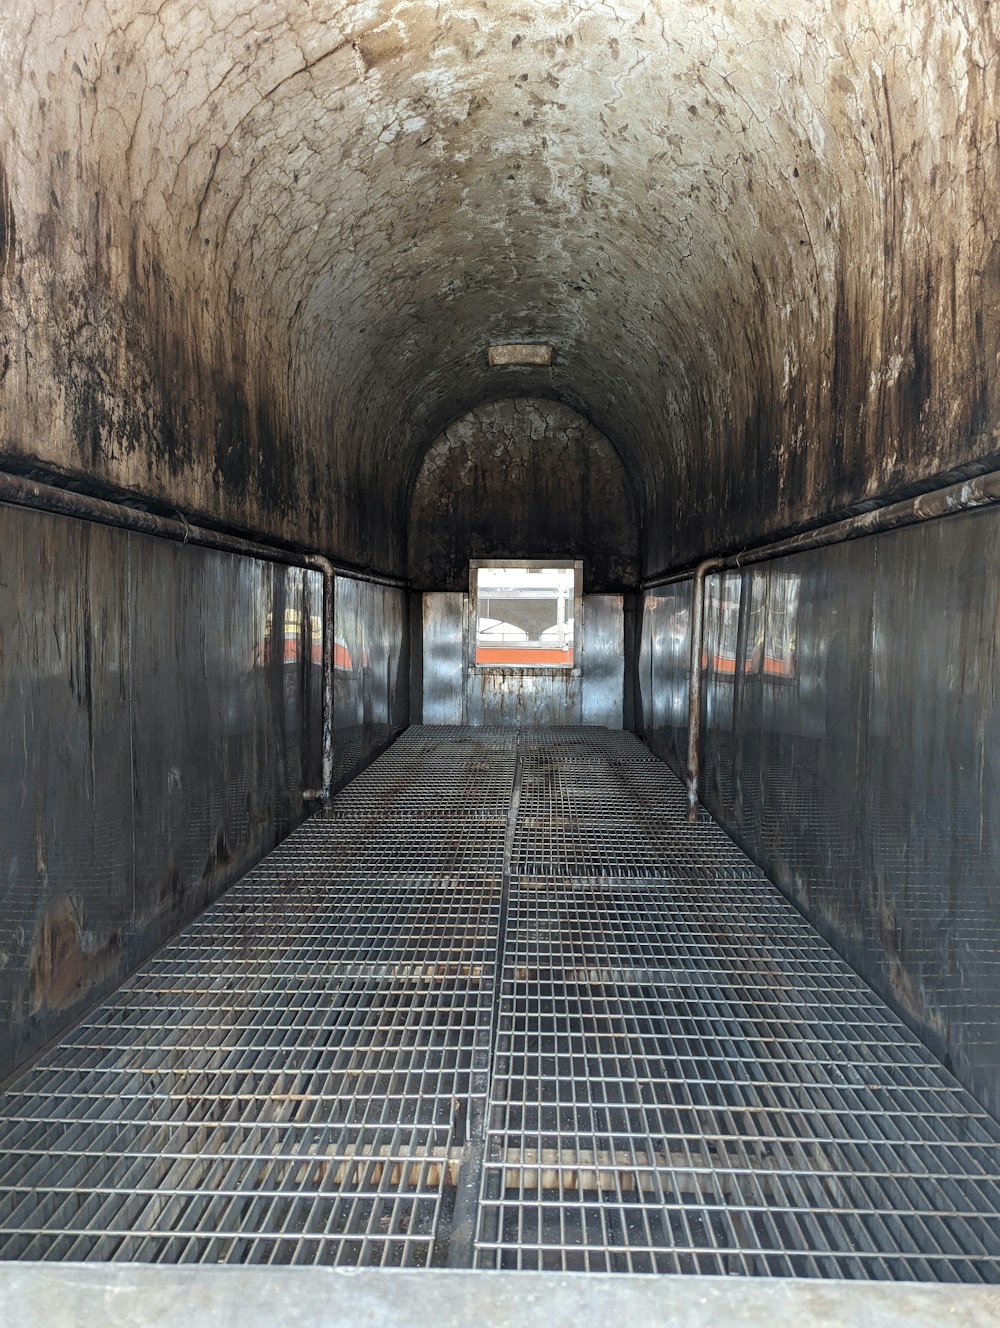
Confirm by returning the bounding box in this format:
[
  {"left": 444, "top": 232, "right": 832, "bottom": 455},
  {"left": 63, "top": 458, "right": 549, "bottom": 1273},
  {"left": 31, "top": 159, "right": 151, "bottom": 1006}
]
[{"left": 472, "top": 563, "right": 579, "bottom": 668}]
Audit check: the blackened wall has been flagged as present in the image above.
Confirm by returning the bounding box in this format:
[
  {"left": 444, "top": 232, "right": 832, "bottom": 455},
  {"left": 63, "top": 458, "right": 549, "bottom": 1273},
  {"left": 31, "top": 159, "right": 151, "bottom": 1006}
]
[
  {"left": 638, "top": 507, "right": 1000, "bottom": 1118},
  {"left": 408, "top": 399, "right": 638, "bottom": 591},
  {"left": 0, "top": 502, "right": 406, "bottom": 1085}
]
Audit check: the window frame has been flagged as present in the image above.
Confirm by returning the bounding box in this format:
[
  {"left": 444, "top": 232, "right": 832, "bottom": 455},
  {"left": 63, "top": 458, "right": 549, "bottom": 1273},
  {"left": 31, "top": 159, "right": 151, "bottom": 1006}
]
[{"left": 468, "top": 558, "right": 584, "bottom": 676}]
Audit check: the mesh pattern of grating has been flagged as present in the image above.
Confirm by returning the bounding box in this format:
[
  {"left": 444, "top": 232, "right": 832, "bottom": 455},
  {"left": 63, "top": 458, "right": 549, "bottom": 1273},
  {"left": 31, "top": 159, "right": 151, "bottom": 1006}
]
[
  {"left": 476, "top": 879, "right": 1000, "bottom": 1277},
  {"left": 1, "top": 725, "right": 1000, "bottom": 1278}
]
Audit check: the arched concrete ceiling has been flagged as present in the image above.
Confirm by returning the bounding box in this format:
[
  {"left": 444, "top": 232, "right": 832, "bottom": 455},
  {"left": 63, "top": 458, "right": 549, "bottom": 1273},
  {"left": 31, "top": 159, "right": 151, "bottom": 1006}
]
[{"left": 1, "top": 2, "right": 999, "bottom": 575}]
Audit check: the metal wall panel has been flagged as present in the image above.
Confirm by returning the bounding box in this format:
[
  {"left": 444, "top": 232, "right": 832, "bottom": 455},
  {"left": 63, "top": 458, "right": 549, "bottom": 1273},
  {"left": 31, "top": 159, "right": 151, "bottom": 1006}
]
[
  {"left": 639, "top": 583, "right": 689, "bottom": 770},
  {"left": 421, "top": 592, "right": 624, "bottom": 727},
  {"left": 331, "top": 576, "right": 408, "bottom": 789},
  {"left": 466, "top": 661, "right": 583, "bottom": 726},
  {"left": 420, "top": 592, "right": 466, "bottom": 725},
  {"left": 637, "top": 508, "right": 1000, "bottom": 1117},
  {"left": 637, "top": 588, "right": 655, "bottom": 738},
  {"left": 129, "top": 543, "right": 320, "bottom": 944},
  {"left": 0, "top": 503, "right": 344, "bottom": 1085},
  {"left": 581, "top": 593, "right": 625, "bottom": 727},
  {"left": 0, "top": 507, "right": 132, "bottom": 1081},
  {"left": 864, "top": 517, "right": 1000, "bottom": 1106}
]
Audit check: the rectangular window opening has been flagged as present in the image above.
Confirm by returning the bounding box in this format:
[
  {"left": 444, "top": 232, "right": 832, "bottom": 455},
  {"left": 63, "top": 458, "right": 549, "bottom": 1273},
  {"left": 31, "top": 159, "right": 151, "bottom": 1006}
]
[{"left": 471, "top": 561, "right": 582, "bottom": 669}]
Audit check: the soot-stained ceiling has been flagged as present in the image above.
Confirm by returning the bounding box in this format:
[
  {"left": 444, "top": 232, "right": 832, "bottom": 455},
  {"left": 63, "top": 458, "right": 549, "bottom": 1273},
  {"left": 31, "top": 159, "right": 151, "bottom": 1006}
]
[{"left": 1, "top": 2, "right": 998, "bottom": 575}]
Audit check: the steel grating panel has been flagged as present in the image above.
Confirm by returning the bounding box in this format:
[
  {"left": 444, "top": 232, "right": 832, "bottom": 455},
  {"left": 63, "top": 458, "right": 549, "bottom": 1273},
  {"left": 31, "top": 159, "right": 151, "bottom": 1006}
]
[
  {"left": 476, "top": 815, "right": 1000, "bottom": 1282},
  {"left": 509, "top": 819, "right": 766, "bottom": 883},
  {"left": 328, "top": 772, "right": 514, "bottom": 822},
  {"left": 243, "top": 818, "right": 508, "bottom": 886},
  {"left": 392, "top": 727, "right": 520, "bottom": 752},
  {"left": 516, "top": 728, "right": 654, "bottom": 756},
  {"left": 0, "top": 1120, "right": 456, "bottom": 1265},
  {"left": 0, "top": 726, "right": 999, "bottom": 1279},
  {"left": 0, "top": 746, "right": 504, "bottom": 1267}
]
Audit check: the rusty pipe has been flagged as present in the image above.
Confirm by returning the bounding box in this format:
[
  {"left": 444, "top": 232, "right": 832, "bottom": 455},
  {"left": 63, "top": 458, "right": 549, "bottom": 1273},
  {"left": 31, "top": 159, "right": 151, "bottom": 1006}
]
[
  {"left": 0, "top": 470, "right": 366, "bottom": 805},
  {"left": 686, "top": 558, "right": 722, "bottom": 824},
  {"left": 728, "top": 470, "right": 1000, "bottom": 570}
]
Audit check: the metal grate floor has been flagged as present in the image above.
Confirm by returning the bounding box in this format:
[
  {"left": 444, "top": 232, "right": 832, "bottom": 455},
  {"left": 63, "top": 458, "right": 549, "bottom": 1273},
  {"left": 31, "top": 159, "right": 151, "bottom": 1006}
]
[{"left": 1, "top": 726, "right": 999, "bottom": 1278}]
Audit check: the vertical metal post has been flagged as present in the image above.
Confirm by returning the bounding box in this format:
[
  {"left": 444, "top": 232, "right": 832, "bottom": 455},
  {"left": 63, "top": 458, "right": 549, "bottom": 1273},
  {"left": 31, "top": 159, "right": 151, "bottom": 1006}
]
[
  {"left": 302, "top": 557, "right": 336, "bottom": 804},
  {"left": 687, "top": 558, "right": 722, "bottom": 824},
  {"left": 732, "top": 569, "right": 752, "bottom": 826},
  {"left": 316, "top": 560, "right": 335, "bottom": 803}
]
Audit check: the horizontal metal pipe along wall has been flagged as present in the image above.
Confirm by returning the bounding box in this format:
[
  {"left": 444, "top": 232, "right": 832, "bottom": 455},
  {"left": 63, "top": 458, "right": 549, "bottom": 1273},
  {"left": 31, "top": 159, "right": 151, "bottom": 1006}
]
[
  {"left": 637, "top": 502, "right": 1000, "bottom": 1119},
  {"left": 0, "top": 472, "right": 410, "bottom": 587},
  {"left": 0, "top": 499, "right": 408, "bottom": 1086},
  {"left": 642, "top": 468, "right": 1000, "bottom": 591}
]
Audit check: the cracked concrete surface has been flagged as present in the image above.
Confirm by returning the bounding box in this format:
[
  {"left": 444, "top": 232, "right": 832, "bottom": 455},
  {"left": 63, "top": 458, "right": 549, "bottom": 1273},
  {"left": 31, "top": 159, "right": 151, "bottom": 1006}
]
[{"left": 0, "top": 1, "right": 998, "bottom": 574}]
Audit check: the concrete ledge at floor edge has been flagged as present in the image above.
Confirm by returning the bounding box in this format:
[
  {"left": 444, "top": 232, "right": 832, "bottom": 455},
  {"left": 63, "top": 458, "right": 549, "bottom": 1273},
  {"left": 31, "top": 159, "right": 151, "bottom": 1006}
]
[{"left": 2, "top": 1266, "right": 997, "bottom": 1328}]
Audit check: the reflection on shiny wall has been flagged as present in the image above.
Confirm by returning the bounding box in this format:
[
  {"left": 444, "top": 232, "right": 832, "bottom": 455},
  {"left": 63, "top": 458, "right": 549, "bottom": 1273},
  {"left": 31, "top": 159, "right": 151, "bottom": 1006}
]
[
  {"left": 421, "top": 592, "right": 466, "bottom": 726},
  {"left": 638, "top": 510, "right": 1000, "bottom": 1116},
  {"left": 419, "top": 591, "right": 624, "bottom": 726},
  {"left": 331, "top": 576, "right": 408, "bottom": 789},
  {"left": 0, "top": 503, "right": 327, "bottom": 1084}
]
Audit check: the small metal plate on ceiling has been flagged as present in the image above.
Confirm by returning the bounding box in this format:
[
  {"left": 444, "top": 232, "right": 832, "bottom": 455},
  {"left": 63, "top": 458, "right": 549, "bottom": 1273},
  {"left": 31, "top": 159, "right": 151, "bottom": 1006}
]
[{"left": 487, "top": 344, "right": 553, "bottom": 367}]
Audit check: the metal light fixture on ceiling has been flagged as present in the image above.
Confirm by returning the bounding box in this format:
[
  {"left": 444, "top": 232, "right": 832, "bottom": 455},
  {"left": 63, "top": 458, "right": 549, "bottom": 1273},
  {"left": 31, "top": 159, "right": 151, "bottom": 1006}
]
[{"left": 486, "top": 343, "right": 553, "bottom": 366}]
